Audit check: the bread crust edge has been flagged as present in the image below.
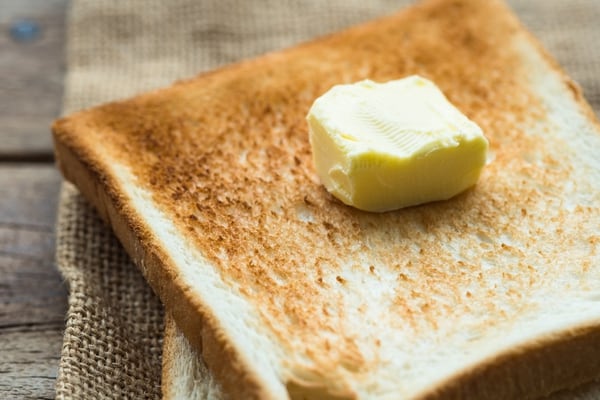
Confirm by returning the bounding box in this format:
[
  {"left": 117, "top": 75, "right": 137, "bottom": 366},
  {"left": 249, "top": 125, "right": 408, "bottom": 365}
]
[{"left": 53, "top": 129, "right": 281, "bottom": 400}]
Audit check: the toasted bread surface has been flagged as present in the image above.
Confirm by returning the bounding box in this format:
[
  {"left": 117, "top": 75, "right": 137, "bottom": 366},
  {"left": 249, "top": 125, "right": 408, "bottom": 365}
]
[
  {"left": 162, "top": 313, "right": 600, "bottom": 400},
  {"left": 53, "top": 0, "right": 600, "bottom": 398}
]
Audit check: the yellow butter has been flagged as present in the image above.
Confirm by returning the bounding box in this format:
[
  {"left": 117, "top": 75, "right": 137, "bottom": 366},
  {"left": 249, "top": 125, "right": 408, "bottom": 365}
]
[{"left": 306, "top": 76, "right": 489, "bottom": 212}]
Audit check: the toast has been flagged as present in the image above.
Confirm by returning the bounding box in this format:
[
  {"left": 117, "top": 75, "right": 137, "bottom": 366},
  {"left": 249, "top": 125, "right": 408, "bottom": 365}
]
[
  {"left": 161, "top": 311, "right": 600, "bottom": 400},
  {"left": 53, "top": 0, "right": 600, "bottom": 398}
]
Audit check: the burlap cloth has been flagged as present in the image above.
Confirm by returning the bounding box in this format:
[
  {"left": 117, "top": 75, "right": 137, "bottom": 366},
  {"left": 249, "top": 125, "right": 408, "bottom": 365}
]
[{"left": 54, "top": 1, "right": 600, "bottom": 398}]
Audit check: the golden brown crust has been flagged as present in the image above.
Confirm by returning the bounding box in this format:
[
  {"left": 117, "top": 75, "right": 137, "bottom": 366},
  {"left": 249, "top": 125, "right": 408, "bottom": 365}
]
[
  {"left": 416, "top": 321, "right": 600, "bottom": 399},
  {"left": 53, "top": 129, "right": 277, "bottom": 399},
  {"left": 162, "top": 313, "right": 177, "bottom": 397},
  {"left": 53, "top": 0, "right": 600, "bottom": 398}
]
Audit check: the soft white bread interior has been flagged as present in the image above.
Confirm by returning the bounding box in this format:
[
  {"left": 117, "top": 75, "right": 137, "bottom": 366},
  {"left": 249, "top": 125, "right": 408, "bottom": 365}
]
[
  {"left": 162, "top": 313, "right": 222, "bottom": 400},
  {"left": 53, "top": 0, "right": 600, "bottom": 398}
]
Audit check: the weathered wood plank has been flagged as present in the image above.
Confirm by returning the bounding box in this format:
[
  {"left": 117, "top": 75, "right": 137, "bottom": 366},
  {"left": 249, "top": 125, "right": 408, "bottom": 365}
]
[
  {"left": 0, "top": 0, "right": 67, "bottom": 23},
  {"left": 0, "top": 325, "right": 65, "bottom": 400},
  {"left": 0, "top": 1, "right": 70, "bottom": 398},
  {"left": 0, "top": 165, "right": 67, "bottom": 399},
  {"left": 0, "top": 254, "right": 66, "bottom": 327},
  {"left": 0, "top": 0, "right": 67, "bottom": 159},
  {"left": 0, "top": 165, "right": 62, "bottom": 228},
  {"left": 0, "top": 227, "right": 54, "bottom": 259}
]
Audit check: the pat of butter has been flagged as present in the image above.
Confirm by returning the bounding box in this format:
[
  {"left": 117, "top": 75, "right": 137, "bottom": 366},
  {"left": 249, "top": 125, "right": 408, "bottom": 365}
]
[{"left": 306, "top": 76, "right": 489, "bottom": 212}]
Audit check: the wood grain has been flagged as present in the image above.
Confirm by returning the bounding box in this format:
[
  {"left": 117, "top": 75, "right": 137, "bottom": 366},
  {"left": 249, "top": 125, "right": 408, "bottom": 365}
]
[
  {"left": 0, "top": 166, "right": 67, "bottom": 399},
  {"left": 0, "top": 165, "right": 62, "bottom": 228},
  {"left": 0, "top": 0, "right": 67, "bottom": 160},
  {"left": 0, "top": 1, "right": 81, "bottom": 398},
  {"left": 0, "top": 325, "right": 65, "bottom": 400}
]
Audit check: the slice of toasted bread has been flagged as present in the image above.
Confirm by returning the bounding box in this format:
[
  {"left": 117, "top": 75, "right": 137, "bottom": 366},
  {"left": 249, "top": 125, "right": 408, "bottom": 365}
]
[
  {"left": 162, "top": 312, "right": 600, "bottom": 400},
  {"left": 53, "top": 0, "right": 600, "bottom": 398}
]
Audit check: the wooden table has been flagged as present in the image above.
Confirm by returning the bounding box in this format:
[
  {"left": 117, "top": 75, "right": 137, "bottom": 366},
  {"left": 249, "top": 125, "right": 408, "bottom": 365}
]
[{"left": 0, "top": 0, "right": 68, "bottom": 398}]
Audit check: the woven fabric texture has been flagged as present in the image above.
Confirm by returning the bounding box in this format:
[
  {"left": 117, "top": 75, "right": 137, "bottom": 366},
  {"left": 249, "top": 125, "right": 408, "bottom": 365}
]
[
  {"left": 55, "top": 0, "right": 600, "bottom": 398},
  {"left": 56, "top": 185, "right": 164, "bottom": 398}
]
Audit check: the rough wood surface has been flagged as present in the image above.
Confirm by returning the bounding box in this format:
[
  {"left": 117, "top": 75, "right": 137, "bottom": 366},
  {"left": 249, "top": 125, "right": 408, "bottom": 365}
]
[
  {"left": 0, "top": 15, "right": 68, "bottom": 400},
  {"left": 0, "top": 0, "right": 67, "bottom": 160},
  {"left": 0, "top": 164, "right": 67, "bottom": 400},
  {"left": 0, "top": 4, "right": 70, "bottom": 397},
  {"left": 0, "top": 4, "right": 69, "bottom": 393},
  {"left": 0, "top": 325, "right": 65, "bottom": 400}
]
